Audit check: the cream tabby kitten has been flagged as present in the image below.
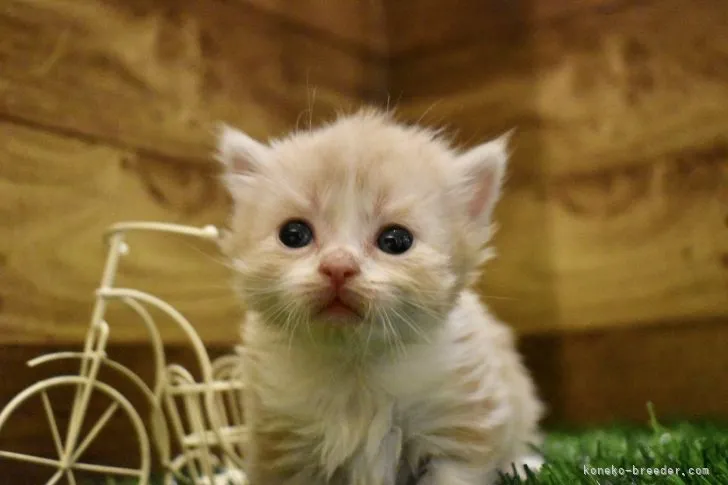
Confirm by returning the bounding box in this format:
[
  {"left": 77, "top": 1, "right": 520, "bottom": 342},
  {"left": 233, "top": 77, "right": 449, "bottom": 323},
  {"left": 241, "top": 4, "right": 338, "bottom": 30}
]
[{"left": 216, "top": 110, "right": 543, "bottom": 485}]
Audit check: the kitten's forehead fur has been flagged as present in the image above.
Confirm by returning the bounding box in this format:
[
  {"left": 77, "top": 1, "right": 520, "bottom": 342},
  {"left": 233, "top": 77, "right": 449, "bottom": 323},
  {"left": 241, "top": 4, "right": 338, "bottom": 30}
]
[
  {"left": 264, "top": 113, "right": 453, "bottom": 244},
  {"left": 218, "top": 110, "right": 507, "bottom": 252}
]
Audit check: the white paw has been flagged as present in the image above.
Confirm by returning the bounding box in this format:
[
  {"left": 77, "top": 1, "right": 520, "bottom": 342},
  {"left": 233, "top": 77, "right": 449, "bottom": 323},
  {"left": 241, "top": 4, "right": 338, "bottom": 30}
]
[{"left": 503, "top": 453, "right": 544, "bottom": 479}]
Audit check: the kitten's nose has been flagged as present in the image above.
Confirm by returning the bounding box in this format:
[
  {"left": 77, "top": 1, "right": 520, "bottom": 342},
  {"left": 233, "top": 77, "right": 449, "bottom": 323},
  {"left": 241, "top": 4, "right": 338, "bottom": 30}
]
[{"left": 318, "top": 250, "right": 360, "bottom": 289}]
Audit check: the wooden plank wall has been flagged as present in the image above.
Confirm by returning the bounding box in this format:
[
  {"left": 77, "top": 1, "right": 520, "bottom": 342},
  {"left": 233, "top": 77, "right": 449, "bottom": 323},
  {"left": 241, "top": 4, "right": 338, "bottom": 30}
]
[
  {"left": 0, "top": 0, "right": 727, "bottom": 460},
  {"left": 0, "top": 0, "right": 390, "bottom": 347},
  {"left": 388, "top": 0, "right": 728, "bottom": 333}
]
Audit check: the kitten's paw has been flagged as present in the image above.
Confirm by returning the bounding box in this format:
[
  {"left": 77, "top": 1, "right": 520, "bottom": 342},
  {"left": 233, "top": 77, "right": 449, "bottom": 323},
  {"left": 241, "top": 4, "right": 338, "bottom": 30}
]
[{"left": 501, "top": 453, "right": 544, "bottom": 479}]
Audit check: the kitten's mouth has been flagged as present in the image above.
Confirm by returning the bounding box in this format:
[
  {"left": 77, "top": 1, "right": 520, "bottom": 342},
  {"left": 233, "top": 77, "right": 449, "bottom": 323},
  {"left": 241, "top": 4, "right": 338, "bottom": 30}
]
[{"left": 317, "top": 296, "right": 362, "bottom": 320}]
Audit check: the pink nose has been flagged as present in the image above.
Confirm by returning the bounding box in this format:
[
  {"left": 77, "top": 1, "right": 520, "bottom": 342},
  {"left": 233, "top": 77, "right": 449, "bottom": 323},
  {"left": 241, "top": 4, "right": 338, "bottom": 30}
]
[{"left": 318, "top": 250, "right": 360, "bottom": 289}]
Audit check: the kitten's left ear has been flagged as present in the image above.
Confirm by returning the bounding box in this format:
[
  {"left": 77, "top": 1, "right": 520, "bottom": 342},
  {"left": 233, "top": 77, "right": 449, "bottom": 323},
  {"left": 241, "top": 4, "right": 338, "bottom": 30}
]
[
  {"left": 456, "top": 131, "right": 511, "bottom": 224},
  {"left": 215, "top": 124, "right": 270, "bottom": 190}
]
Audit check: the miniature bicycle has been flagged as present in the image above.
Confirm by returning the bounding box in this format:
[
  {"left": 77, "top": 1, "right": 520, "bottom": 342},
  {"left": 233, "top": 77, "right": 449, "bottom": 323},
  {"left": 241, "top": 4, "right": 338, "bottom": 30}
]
[{"left": 0, "top": 222, "right": 249, "bottom": 485}]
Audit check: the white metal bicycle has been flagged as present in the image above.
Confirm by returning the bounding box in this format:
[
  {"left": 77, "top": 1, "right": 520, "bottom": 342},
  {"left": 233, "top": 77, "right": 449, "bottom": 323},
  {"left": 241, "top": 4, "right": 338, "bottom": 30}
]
[{"left": 0, "top": 222, "right": 249, "bottom": 485}]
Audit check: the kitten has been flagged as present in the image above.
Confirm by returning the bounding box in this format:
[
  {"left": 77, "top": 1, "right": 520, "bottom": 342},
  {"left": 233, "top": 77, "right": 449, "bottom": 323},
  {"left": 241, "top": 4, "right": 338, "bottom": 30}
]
[{"left": 216, "top": 109, "right": 544, "bottom": 485}]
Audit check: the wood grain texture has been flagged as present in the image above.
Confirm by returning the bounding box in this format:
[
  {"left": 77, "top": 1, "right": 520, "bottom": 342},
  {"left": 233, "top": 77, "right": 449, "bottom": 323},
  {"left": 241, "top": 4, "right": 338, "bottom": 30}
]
[
  {"left": 2, "top": 0, "right": 726, "bottom": 340},
  {"left": 395, "top": 0, "right": 728, "bottom": 168},
  {"left": 547, "top": 148, "right": 728, "bottom": 329},
  {"left": 0, "top": 0, "right": 725, "bottom": 367},
  {"left": 0, "top": 0, "right": 392, "bottom": 346},
  {"left": 0, "top": 117, "right": 552, "bottom": 343},
  {"left": 522, "top": 317, "right": 728, "bottom": 424},
  {"left": 0, "top": 120, "right": 242, "bottom": 345},
  {"left": 383, "top": 0, "right": 641, "bottom": 57},
  {"left": 237, "top": 0, "right": 389, "bottom": 55},
  {"left": 392, "top": 0, "right": 728, "bottom": 332},
  {"left": 0, "top": 0, "right": 387, "bottom": 162},
  {"left": 385, "top": 0, "right": 531, "bottom": 57}
]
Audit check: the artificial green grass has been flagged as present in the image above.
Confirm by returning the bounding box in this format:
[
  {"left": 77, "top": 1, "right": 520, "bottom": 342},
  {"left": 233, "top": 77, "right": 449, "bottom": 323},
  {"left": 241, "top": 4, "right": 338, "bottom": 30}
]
[
  {"left": 99, "top": 405, "right": 728, "bottom": 485},
  {"left": 500, "top": 404, "right": 728, "bottom": 485}
]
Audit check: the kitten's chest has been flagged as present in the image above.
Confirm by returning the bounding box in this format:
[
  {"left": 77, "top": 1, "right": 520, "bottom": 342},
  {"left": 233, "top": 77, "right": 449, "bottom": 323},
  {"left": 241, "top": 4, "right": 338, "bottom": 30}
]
[
  {"left": 259, "top": 349, "right": 440, "bottom": 423},
  {"left": 254, "top": 352, "right": 439, "bottom": 473},
  {"left": 255, "top": 355, "right": 396, "bottom": 454}
]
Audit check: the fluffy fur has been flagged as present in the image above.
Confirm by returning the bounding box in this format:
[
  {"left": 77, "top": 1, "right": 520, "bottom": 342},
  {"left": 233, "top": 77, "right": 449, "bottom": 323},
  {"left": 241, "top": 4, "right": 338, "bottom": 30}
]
[{"left": 216, "top": 110, "right": 543, "bottom": 485}]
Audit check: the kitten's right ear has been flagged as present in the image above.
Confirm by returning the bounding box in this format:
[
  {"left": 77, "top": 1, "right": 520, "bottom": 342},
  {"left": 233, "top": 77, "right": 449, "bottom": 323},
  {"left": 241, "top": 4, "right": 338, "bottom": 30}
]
[{"left": 215, "top": 124, "right": 270, "bottom": 188}]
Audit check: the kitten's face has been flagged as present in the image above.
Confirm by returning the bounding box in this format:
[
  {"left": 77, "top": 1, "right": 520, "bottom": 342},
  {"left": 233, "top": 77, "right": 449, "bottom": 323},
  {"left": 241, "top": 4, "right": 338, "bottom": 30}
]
[{"left": 218, "top": 111, "right": 507, "bottom": 347}]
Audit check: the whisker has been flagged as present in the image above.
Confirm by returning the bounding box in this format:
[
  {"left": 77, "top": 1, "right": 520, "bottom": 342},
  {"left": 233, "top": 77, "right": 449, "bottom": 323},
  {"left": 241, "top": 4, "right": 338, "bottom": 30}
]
[
  {"left": 176, "top": 239, "right": 238, "bottom": 271},
  {"left": 480, "top": 294, "right": 519, "bottom": 302},
  {"left": 238, "top": 286, "right": 279, "bottom": 299},
  {"left": 237, "top": 273, "right": 283, "bottom": 284},
  {"left": 362, "top": 303, "right": 375, "bottom": 358},
  {"left": 402, "top": 299, "right": 442, "bottom": 321},
  {"left": 415, "top": 100, "right": 442, "bottom": 126},
  {"left": 304, "top": 316, "right": 316, "bottom": 348},
  {"left": 287, "top": 306, "right": 306, "bottom": 353},
  {"left": 379, "top": 309, "right": 394, "bottom": 355},
  {"left": 267, "top": 298, "right": 297, "bottom": 324},
  {"left": 380, "top": 309, "right": 406, "bottom": 358},
  {"left": 390, "top": 306, "right": 429, "bottom": 344}
]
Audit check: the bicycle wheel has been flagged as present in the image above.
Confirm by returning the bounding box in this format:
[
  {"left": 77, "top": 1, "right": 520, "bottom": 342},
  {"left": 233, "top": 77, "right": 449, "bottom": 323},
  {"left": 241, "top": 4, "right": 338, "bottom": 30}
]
[
  {"left": 0, "top": 376, "right": 151, "bottom": 485},
  {"left": 165, "top": 449, "right": 248, "bottom": 485}
]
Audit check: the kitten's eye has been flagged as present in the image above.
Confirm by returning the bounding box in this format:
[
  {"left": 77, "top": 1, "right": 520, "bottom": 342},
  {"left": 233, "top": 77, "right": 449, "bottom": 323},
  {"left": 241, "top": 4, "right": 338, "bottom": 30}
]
[
  {"left": 279, "top": 219, "right": 314, "bottom": 248},
  {"left": 376, "top": 225, "right": 414, "bottom": 255}
]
